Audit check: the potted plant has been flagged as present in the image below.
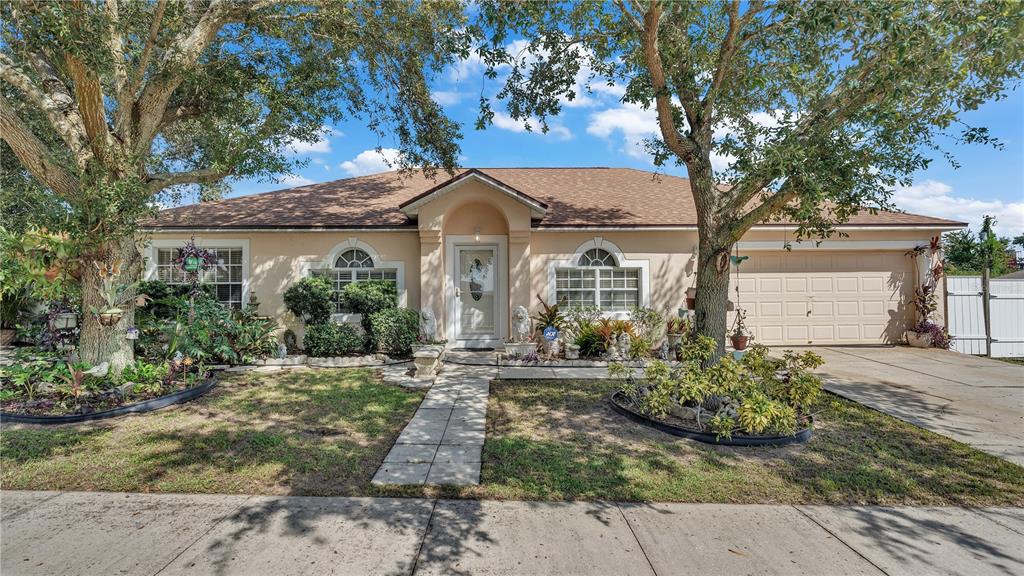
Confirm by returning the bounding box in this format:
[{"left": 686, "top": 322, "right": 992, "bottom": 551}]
[
  {"left": 532, "top": 294, "right": 564, "bottom": 356},
  {"left": 91, "top": 259, "right": 148, "bottom": 327},
  {"left": 730, "top": 309, "right": 751, "bottom": 351},
  {"left": 904, "top": 240, "right": 947, "bottom": 348},
  {"left": 665, "top": 316, "right": 687, "bottom": 348}
]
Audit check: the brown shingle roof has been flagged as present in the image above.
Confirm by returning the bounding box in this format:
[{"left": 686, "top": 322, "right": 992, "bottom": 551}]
[{"left": 144, "top": 167, "right": 965, "bottom": 229}]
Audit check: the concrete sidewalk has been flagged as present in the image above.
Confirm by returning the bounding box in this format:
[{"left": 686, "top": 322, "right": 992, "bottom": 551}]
[{"left": 2, "top": 491, "right": 1022, "bottom": 576}]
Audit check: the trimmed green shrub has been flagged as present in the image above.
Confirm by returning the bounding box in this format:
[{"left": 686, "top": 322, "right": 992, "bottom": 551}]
[
  {"left": 303, "top": 323, "right": 364, "bottom": 357},
  {"left": 283, "top": 276, "right": 334, "bottom": 324},
  {"left": 341, "top": 280, "right": 397, "bottom": 336},
  {"left": 368, "top": 307, "right": 419, "bottom": 356}
]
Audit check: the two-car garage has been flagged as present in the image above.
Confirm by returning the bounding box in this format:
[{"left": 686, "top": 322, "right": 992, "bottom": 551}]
[{"left": 732, "top": 250, "right": 913, "bottom": 345}]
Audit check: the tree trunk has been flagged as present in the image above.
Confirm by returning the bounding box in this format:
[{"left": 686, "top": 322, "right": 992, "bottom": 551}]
[
  {"left": 688, "top": 156, "right": 733, "bottom": 359},
  {"left": 78, "top": 234, "right": 142, "bottom": 374},
  {"left": 694, "top": 230, "right": 732, "bottom": 359}
]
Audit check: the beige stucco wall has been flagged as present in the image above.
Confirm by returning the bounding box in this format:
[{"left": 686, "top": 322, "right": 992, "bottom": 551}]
[
  {"left": 143, "top": 231, "right": 420, "bottom": 337},
  {"left": 529, "top": 231, "right": 698, "bottom": 316},
  {"left": 146, "top": 195, "right": 949, "bottom": 344}
]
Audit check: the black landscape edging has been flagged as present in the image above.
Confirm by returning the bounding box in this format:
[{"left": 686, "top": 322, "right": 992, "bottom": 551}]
[
  {"left": 608, "top": 390, "right": 812, "bottom": 447},
  {"left": 0, "top": 379, "right": 217, "bottom": 425}
]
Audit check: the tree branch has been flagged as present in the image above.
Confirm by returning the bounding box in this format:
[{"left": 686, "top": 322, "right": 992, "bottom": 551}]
[
  {"left": 0, "top": 93, "right": 80, "bottom": 198},
  {"left": 0, "top": 52, "right": 92, "bottom": 168},
  {"left": 146, "top": 167, "right": 231, "bottom": 193},
  {"left": 128, "top": 0, "right": 167, "bottom": 99},
  {"left": 107, "top": 0, "right": 132, "bottom": 138},
  {"left": 728, "top": 178, "right": 799, "bottom": 239},
  {"left": 639, "top": 0, "right": 697, "bottom": 161},
  {"left": 700, "top": 0, "right": 742, "bottom": 135},
  {"left": 132, "top": 0, "right": 269, "bottom": 156},
  {"left": 64, "top": 52, "right": 114, "bottom": 165}
]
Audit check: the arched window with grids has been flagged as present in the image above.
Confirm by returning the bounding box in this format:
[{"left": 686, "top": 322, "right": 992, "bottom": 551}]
[
  {"left": 312, "top": 246, "right": 397, "bottom": 313},
  {"left": 556, "top": 245, "right": 640, "bottom": 311}
]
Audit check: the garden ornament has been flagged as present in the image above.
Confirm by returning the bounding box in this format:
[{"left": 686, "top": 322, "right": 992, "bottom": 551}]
[
  {"left": 659, "top": 341, "right": 670, "bottom": 360},
  {"left": 83, "top": 362, "right": 109, "bottom": 378},
  {"left": 511, "top": 305, "right": 531, "bottom": 343},
  {"left": 419, "top": 309, "right": 438, "bottom": 342},
  {"left": 618, "top": 331, "right": 632, "bottom": 356}
]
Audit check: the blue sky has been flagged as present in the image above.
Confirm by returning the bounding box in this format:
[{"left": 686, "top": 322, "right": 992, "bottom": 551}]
[{"left": 228, "top": 58, "right": 1024, "bottom": 238}]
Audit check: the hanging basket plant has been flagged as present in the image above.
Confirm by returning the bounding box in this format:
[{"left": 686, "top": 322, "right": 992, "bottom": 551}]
[{"left": 173, "top": 241, "right": 220, "bottom": 275}]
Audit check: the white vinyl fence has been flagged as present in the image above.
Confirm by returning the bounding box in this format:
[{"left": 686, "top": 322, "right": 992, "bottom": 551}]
[{"left": 946, "top": 276, "right": 1024, "bottom": 357}]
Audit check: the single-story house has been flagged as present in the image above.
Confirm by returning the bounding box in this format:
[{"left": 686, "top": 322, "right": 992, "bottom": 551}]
[{"left": 143, "top": 167, "right": 964, "bottom": 348}]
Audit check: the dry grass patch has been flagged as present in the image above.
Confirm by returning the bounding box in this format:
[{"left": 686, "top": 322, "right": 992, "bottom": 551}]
[
  {"left": 0, "top": 368, "right": 424, "bottom": 496},
  {"left": 471, "top": 379, "right": 1024, "bottom": 505}
]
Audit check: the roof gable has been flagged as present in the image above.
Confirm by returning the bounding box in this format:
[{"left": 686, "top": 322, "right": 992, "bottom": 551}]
[{"left": 398, "top": 169, "right": 548, "bottom": 219}]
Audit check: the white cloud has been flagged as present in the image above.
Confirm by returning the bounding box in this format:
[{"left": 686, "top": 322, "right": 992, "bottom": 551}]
[
  {"left": 278, "top": 174, "right": 315, "bottom": 187},
  {"left": 431, "top": 90, "right": 466, "bottom": 106},
  {"left": 586, "top": 102, "right": 659, "bottom": 160},
  {"left": 492, "top": 111, "right": 572, "bottom": 140},
  {"left": 894, "top": 179, "right": 1024, "bottom": 237},
  {"left": 284, "top": 125, "right": 340, "bottom": 155},
  {"left": 339, "top": 148, "right": 402, "bottom": 177}
]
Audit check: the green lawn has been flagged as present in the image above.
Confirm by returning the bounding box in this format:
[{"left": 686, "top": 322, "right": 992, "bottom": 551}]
[
  {"left": 0, "top": 368, "right": 424, "bottom": 495},
  {"left": 466, "top": 379, "right": 1024, "bottom": 506}
]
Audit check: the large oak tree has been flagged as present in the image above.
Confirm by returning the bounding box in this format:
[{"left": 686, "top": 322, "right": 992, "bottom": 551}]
[
  {"left": 475, "top": 0, "right": 1023, "bottom": 355},
  {"left": 1, "top": 0, "right": 470, "bottom": 371}
]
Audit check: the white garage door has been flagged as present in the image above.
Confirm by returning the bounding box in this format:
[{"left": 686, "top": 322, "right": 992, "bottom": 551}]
[{"left": 731, "top": 251, "right": 912, "bottom": 345}]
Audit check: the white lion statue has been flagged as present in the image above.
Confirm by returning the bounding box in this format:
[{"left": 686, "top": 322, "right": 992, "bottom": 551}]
[
  {"left": 419, "top": 308, "right": 438, "bottom": 342},
  {"left": 511, "top": 305, "right": 531, "bottom": 343}
]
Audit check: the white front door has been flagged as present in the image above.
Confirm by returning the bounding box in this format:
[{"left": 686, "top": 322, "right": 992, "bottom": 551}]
[{"left": 453, "top": 244, "right": 500, "bottom": 346}]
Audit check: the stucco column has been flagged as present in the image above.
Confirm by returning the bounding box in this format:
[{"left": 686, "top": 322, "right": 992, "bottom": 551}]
[
  {"left": 419, "top": 229, "right": 445, "bottom": 339},
  {"left": 508, "top": 229, "right": 531, "bottom": 338}
]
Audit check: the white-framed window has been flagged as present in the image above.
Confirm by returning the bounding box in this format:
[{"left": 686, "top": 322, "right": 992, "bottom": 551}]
[
  {"left": 310, "top": 248, "right": 397, "bottom": 313},
  {"left": 155, "top": 246, "right": 244, "bottom": 309},
  {"left": 555, "top": 247, "right": 641, "bottom": 311}
]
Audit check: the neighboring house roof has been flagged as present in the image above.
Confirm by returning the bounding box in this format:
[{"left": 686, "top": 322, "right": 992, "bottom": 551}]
[{"left": 143, "top": 167, "right": 966, "bottom": 230}]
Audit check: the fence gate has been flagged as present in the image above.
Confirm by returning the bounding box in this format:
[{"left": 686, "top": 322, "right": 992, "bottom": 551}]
[{"left": 946, "top": 276, "right": 1024, "bottom": 357}]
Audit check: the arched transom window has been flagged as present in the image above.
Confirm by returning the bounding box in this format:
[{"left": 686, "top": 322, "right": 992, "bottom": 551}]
[
  {"left": 335, "top": 248, "right": 373, "bottom": 268},
  {"left": 556, "top": 245, "right": 640, "bottom": 311},
  {"left": 578, "top": 248, "right": 617, "bottom": 267},
  {"left": 312, "top": 246, "right": 397, "bottom": 313}
]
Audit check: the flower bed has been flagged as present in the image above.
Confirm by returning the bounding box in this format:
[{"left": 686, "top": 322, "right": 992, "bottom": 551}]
[
  {"left": 609, "top": 390, "right": 813, "bottom": 446},
  {"left": 610, "top": 340, "right": 824, "bottom": 445},
  {"left": 1, "top": 379, "right": 215, "bottom": 424},
  {"left": 1, "top": 354, "right": 213, "bottom": 420}
]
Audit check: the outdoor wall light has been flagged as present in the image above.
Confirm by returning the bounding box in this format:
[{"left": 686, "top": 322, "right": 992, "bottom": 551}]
[{"left": 474, "top": 226, "right": 481, "bottom": 242}]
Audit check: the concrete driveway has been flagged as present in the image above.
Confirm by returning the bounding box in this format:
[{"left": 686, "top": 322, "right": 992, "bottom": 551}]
[{"left": 802, "top": 346, "right": 1024, "bottom": 466}]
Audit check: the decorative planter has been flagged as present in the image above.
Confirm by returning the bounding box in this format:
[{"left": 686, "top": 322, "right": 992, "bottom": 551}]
[
  {"left": 685, "top": 287, "right": 697, "bottom": 310},
  {"left": 543, "top": 339, "right": 560, "bottom": 357},
  {"left": 906, "top": 330, "right": 933, "bottom": 348},
  {"left": 666, "top": 333, "right": 683, "bottom": 348},
  {"left": 505, "top": 342, "right": 537, "bottom": 358},
  {"left": 53, "top": 312, "right": 78, "bottom": 330},
  {"left": 0, "top": 329, "right": 14, "bottom": 346},
  {"left": 564, "top": 343, "right": 580, "bottom": 360},
  {"left": 1, "top": 379, "right": 216, "bottom": 425},
  {"left": 609, "top": 391, "right": 813, "bottom": 447},
  {"left": 97, "top": 309, "right": 124, "bottom": 326},
  {"left": 730, "top": 334, "right": 750, "bottom": 351}
]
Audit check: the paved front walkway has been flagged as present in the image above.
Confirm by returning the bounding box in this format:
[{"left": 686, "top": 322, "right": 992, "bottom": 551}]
[
  {"left": 807, "top": 346, "right": 1024, "bottom": 466},
  {"left": 3, "top": 490, "right": 1022, "bottom": 575},
  {"left": 373, "top": 364, "right": 494, "bottom": 486}
]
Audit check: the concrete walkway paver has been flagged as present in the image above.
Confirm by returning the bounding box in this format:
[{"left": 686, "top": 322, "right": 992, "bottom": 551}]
[
  {"left": 374, "top": 364, "right": 494, "bottom": 486},
  {"left": 2, "top": 491, "right": 1022, "bottom": 576},
  {"left": 807, "top": 346, "right": 1024, "bottom": 465}
]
